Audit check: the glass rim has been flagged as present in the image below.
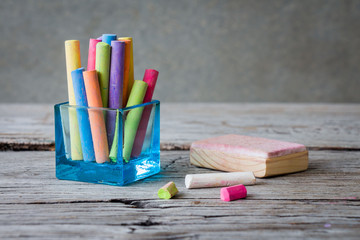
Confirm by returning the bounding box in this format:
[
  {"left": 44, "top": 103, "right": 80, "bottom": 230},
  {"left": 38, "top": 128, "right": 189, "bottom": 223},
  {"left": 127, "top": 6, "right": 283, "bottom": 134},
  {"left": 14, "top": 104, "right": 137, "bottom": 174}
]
[{"left": 55, "top": 99, "right": 160, "bottom": 112}]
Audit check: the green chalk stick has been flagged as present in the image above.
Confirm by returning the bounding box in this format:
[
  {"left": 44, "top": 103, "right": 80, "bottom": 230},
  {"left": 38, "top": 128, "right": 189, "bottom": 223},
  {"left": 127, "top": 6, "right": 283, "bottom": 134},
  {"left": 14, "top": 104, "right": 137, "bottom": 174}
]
[
  {"left": 122, "top": 80, "right": 148, "bottom": 162},
  {"left": 109, "top": 110, "right": 120, "bottom": 162},
  {"left": 158, "top": 182, "right": 178, "bottom": 200},
  {"left": 95, "top": 42, "right": 111, "bottom": 108}
]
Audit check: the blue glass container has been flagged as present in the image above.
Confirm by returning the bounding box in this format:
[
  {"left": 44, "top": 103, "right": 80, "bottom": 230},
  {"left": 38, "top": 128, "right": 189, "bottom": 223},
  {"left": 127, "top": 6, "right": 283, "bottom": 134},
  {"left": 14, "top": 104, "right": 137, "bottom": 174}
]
[{"left": 54, "top": 100, "right": 160, "bottom": 186}]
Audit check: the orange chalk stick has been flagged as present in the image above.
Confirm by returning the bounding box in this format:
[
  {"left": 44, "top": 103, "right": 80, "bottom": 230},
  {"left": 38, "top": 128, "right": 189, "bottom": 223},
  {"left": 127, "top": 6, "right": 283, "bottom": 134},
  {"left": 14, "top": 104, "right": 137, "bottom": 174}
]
[
  {"left": 118, "top": 37, "right": 134, "bottom": 103},
  {"left": 83, "top": 70, "right": 109, "bottom": 163},
  {"left": 121, "top": 39, "right": 131, "bottom": 108}
]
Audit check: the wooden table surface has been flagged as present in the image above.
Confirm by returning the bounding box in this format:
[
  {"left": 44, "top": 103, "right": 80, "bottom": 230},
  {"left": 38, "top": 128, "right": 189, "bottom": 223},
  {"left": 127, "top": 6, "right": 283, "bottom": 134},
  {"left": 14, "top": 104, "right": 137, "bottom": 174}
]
[{"left": 0, "top": 103, "right": 359, "bottom": 239}]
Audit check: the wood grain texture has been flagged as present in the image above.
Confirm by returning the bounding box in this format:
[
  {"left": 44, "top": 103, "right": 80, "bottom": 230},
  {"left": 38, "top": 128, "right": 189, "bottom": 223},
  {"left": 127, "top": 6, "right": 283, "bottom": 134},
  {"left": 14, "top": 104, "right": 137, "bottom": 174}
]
[
  {"left": 0, "top": 104, "right": 55, "bottom": 150},
  {"left": 0, "top": 103, "right": 360, "bottom": 151},
  {"left": 160, "top": 103, "right": 360, "bottom": 151},
  {"left": 0, "top": 150, "right": 359, "bottom": 239},
  {"left": 190, "top": 147, "right": 308, "bottom": 177}
]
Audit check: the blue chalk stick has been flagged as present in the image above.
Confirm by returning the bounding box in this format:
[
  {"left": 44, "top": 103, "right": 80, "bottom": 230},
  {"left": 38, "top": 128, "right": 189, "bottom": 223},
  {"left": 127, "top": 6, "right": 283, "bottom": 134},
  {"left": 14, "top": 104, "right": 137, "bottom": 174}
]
[
  {"left": 102, "top": 34, "right": 117, "bottom": 46},
  {"left": 71, "top": 67, "right": 95, "bottom": 162}
]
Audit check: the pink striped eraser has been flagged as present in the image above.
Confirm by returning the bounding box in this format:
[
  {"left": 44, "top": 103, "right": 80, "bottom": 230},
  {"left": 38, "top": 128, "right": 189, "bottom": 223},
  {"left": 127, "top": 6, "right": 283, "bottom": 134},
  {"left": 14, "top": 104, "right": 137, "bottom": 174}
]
[{"left": 190, "top": 134, "right": 308, "bottom": 177}]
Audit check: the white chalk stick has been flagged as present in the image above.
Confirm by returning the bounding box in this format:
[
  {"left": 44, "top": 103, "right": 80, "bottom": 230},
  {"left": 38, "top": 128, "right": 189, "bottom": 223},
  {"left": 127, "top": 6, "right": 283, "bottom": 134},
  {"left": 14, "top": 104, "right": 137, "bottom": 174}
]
[{"left": 185, "top": 172, "right": 256, "bottom": 189}]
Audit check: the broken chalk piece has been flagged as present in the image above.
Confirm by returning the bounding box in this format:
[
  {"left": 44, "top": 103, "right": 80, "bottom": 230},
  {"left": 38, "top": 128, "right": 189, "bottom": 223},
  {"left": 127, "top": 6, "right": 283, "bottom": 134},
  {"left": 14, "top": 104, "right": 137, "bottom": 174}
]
[
  {"left": 220, "top": 184, "right": 247, "bottom": 202},
  {"left": 158, "top": 182, "right": 178, "bottom": 199},
  {"left": 185, "top": 172, "right": 255, "bottom": 189},
  {"left": 190, "top": 134, "right": 308, "bottom": 178}
]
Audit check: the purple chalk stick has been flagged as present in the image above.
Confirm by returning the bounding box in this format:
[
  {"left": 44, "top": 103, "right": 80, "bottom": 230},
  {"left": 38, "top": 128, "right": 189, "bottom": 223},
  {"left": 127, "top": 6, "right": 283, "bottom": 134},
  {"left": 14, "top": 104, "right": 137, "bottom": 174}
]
[
  {"left": 106, "top": 40, "right": 125, "bottom": 147},
  {"left": 108, "top": 41, "right": 125, "bottom": 109}
]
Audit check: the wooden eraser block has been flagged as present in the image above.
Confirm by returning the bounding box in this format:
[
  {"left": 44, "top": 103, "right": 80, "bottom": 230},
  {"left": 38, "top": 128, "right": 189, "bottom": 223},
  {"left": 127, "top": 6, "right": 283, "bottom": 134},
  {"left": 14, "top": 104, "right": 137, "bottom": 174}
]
[{"left": 190, "top": 134, "right": 308, "bottom": 178}]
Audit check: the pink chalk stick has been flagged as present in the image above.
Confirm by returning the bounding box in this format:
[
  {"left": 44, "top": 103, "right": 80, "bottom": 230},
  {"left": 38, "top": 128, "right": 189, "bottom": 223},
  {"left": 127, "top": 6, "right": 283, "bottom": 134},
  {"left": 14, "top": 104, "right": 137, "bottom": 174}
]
[
  {"left": 131, "top": 69, "right": 159, "bottom": 157},
  {"left": 142, "top": 69, "right": 159, "bottom": 103},
  {"left": 192, "top": 134, "right": 306, "bottom": 158},
  {"left": 220, "top": 184, "right": 247, "bottom": 202},
  {"left": 87, "top": 38, "right": 101, "bottom": 71}
]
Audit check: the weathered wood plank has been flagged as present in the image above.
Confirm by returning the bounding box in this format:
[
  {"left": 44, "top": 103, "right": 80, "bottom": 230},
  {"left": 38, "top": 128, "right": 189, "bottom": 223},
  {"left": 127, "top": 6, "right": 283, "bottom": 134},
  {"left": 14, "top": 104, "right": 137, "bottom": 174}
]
[
  {"left": 0, "top": 103, "right": 359, "bottom": 150},
  {"left": 0, "top": 104, "right": 54, "bottom": 150},
  {"left": 0, "top": 150, "right": 359, "bottom": 239},
  {"left": 0, "top": 150, "right": 359, "bottom": 203},
  {"left": 160, "top": 103, "right": 360, "bottom": 150},
  {"left": 0, "top": 200, "right": 359, "bottom": 239}
]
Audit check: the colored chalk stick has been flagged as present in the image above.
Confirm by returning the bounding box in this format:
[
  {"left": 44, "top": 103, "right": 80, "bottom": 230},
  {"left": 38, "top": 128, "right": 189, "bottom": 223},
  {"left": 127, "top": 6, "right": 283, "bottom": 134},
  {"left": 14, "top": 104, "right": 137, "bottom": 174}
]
[
  {"left": 220, "top": 184, "right": 247, "bottom": 202},
  {"left": 119, "top": 39, "right": 131, "bottom": 108},
  {"left": 65, "top": 40, "right": 81, "bottom": 106},
  {"left": 108, "top": 41, "right": 125, "bottom": 109},
  {"left": 71, "top": 68, "right": 95, "bottom": 162},
  {"left": 118, "top": 37, "right": 134, "bottom": 102},
  {"left": 109, "top": 110, "right": 121, "bottom": 162},
  {"left": 65, "top": 40, "right": 83, "bottom": 160},
  {"left": 87, "top": 38, "right": 101, "bottom": 71},
  {"left": 95, "top": 42, "right": 111, "bottom": 108},
  {"left": 83, "top": 70, "right": 109, "bottom": 163},
  {"left": 136, "top": 105, "right": 155, "bottom": 153},
  {"left": 190, "top": 134, "right": 308, "bottom": 178},
  {"left": 122, "top": 80, "right": 148, "bottom": 162},
  {"left": 185, "top": 172, "right": 256, "bottom": 189},
  {"left": 107, "top": 41, "right": 125, "bottom": 148},
  {"left": 158, "top": 182, "right": 178, "bottom": 199},
  {"left": 102, "top": 34, "right": 117, "bottom": 46},
  {"left": 131, "top": 69, "right": 159, "bottom": 157}
]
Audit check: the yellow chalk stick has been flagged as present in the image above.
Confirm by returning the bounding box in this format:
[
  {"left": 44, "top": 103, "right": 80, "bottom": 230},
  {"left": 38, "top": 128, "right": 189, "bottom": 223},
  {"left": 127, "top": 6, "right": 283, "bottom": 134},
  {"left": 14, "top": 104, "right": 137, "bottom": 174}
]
[{"left": 65, "top": 40, "right": 83, "bottom": 160}]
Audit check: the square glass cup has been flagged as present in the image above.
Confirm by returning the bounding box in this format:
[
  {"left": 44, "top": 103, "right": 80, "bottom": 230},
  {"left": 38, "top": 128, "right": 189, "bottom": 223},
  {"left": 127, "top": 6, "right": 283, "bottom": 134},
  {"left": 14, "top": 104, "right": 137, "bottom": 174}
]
[{"left": 54, "top": 100, "right": 160, "bottom": 186}]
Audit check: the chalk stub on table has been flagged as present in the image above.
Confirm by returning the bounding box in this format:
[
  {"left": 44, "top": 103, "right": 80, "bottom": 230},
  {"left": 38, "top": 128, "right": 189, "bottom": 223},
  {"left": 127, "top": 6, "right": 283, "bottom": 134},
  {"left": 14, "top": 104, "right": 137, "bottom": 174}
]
[
  {"left": 158, "top": 182, "right": 178, "bottom": 199},
  {"left": 190, "top": 134, "right": 308, "bottom": 178},
  {"left": 220, "top": 184, "right": 247, "bottom": 202},
  {"left": 185, "top": 172, "right": 255, "bottom": 189}
]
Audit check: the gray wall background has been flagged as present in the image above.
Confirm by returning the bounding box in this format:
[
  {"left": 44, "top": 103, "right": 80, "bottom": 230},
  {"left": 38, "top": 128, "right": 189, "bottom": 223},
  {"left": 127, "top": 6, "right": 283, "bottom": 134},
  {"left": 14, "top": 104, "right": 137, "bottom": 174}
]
[{"left": 1, "top": 0, "right": 360, "bottom": 103}]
